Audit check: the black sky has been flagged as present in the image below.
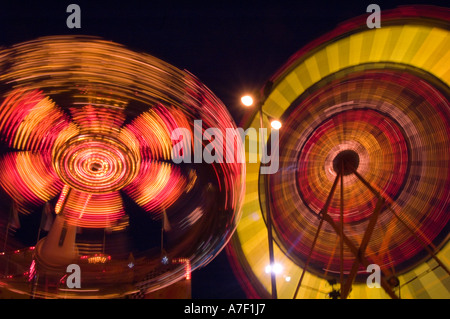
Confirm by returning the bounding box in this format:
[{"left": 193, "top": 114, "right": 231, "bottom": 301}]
[
  {"left": 0, "top": 1, "right": 391, "bottom": 122},
  {"left": 0, "top": 0, "right": 448, "bottom": 299}
]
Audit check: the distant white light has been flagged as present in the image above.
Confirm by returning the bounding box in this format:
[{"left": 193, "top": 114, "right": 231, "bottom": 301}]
[
  {"left": 270, "top": 120, "right": 282, "bottom": 130},
  {"left": 272, "top": 263, "right": 283, "bottom": 274},
  {"left": 241, "top": 95, "right": 254, "bottom": 107},
  {"left": 265, "top": 263, "right": 283, "bottom": 274},
  {"left": 251, "top": 212, "right": 260, "bottom": 221},
  {"left": 285, "top": 276, "right": 291, "bottom": 282},
  {"left": 265, "top": 265, "right": 271, "bottom": 274}
]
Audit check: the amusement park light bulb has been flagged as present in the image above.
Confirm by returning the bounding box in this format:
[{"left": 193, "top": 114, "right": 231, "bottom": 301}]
[
  {"left": 265, "top": 263, "right": 283, "bottom": 274},
  {"left": 270, "top": 120, "right": 282, "bottom": 130},
  {"left": 241, "top": 95, "right": 254, "bottom": 107}
]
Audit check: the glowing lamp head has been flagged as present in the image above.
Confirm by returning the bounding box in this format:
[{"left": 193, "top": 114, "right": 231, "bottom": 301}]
[
  {"left": 270, "top": 120, "right": 282, "bottom": 130},
  {"left": 265, "top": 263, "right": 283, "bottom": 274},
  {"left": 241, "top": 95, "right": 254, "bottom": 107}
]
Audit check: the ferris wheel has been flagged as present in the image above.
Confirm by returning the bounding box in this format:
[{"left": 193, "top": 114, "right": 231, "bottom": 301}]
[{"left": 228, "top": 5, "right": 450, "bottom": 299}]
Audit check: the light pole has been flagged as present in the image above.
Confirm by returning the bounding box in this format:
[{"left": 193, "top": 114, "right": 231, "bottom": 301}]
[{"left": 241, "top": 81, "right": 281, "bottom": 299}]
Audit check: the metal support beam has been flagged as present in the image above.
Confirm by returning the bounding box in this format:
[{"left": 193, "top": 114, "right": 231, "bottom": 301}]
[
  {"left": 293, "top": 172, "right": 341, "bottom": 299},
  {"left": 340, "top": 196, "right": 385, "bottom": 298},
  {"left": 292, "top": 156, "right": 448, "bottom": 299},
  {"left": 322, "top": 213, "right": 398, "bottom": 299},
  {"left": 354, "top": 169, "right": 450, "bottom": 277},
  {"left": 339, "top": 162, "right": 344, "bottom": 290},
  {"left": 260, "top": 107, "right": 277, "bottom": 299}
]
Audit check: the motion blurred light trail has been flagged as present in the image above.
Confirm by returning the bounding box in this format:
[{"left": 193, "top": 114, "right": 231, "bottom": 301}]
[{"left": 0, "top": 35, "right": 245, "bottom": 298}]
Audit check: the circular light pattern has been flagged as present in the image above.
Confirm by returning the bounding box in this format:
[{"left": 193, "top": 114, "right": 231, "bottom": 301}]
[
  {"left": 277, "top": 69, "right": 448, "bottom": 274},
  {"left": 0, "top": 36, "right": 244, "bottom": 298},
  {"left": 53, "top": 134, "right": 140, "bottom": 194},
  {"left": 229, "top": 6, "right": 450, "bottom": 299}
]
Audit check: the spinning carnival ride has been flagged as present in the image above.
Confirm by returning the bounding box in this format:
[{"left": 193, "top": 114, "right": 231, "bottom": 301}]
[
  {"left": 0, "top": 37, "right": 244, "bottom": 298},
  {"left": 228, "top": 6, "right": 450, "bottom": 298}
]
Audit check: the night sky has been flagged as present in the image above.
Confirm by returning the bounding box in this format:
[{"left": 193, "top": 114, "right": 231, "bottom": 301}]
[{"left": 0, "top": 0, "right": 448, "bottom": 299}]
